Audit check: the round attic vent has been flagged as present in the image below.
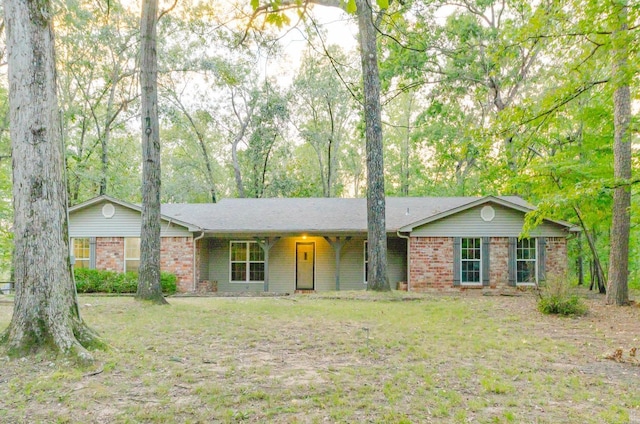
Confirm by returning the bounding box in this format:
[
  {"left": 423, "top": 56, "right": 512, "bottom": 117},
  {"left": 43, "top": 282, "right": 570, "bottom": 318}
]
[
  {"left": 481, "top": 205, "right": 495, "bottom": 222},
  {"left": 102, "top": 203, "right": 115, "bottom": 219}
]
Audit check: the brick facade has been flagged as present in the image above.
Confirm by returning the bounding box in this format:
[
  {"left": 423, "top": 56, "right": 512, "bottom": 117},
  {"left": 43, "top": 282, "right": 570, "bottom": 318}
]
[
  {"left": 160, "top": 236, "right": 194, "bottom": 292},
  {"left": 96, "top": 237, "right": 124, "bottom": 272},
  {"left": 409, "top": 237, "right": 453, "bottom": 290},
  {"left": 489, "top": 237, "right": 509, "bottom": 289},
  {"left": 545, "top": 237, "right": 567, "bottom": 282},
  {"left": 409, "top": 236, "right": 567, "bottom": 291},
  {"left": 94, "top": 236, "right": 195, "bottom": 292}
]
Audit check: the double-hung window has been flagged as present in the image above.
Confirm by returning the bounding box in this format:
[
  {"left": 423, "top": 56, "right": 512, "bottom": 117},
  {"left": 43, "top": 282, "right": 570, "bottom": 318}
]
[
  {"left": 72, "top": 238, "right": 90, "bottom": 269},
  {"left": 124, "top": 237, "right": 141, "bottom": 273},
  {"left": 230, "top": 241, "right": 264, "bottom": 283},
  {"left": 461, "top": 238, "right": 481, "bottom": 285},
  {"left": 516, "top": 238, "right": 536, "bottom": 284}
]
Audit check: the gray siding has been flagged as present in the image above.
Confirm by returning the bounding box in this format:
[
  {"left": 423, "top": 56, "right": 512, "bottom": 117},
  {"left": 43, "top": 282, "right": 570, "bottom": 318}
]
[
  {"left": 198, "top": 239, "right": 210, "bottom": 283},
  {"left": 387, "top": 237, "right": 408, "bottom": 287},
  {"left": 69, "top": 201, "right": 191, "bottom": 237},
  {"left": 410, "top": 204, "right": 567, "bottom": 237},
  {"left": 205, "top": 235, "right": 406, "bottom": 293},
  {"left": 339, "top": 237, "right": 367, "bottom": 291}
]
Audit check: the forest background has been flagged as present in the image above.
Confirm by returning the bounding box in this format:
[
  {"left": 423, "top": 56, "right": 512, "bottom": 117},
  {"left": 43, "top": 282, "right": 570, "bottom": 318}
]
[{"left": 0, "top": 0, "right": 638, "bottom": 289}]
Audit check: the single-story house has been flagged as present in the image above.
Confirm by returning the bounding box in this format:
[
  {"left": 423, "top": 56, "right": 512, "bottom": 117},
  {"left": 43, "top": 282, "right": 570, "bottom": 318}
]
[{"left": 67, "top": 195, "right": 577, "bottom": 293}]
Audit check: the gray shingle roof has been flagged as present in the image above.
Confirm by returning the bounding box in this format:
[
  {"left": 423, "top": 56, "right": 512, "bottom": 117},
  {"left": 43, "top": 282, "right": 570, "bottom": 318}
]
[{"left": 160, "top": 196, "right": 539, "bottom": 234}]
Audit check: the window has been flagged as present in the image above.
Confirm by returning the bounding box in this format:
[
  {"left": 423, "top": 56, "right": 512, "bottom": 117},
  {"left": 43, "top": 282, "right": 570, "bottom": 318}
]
[
  {"left": 72, "top": 238, "right": 90, "bottom": 269},
  {"left": 516, "top": 238, "right": 536, "bottom": 284},
  {"left": 124, "top": 237, "right": 140, "bottom": 273},
  {"left": 364, "top": 241, "right": 369, "bottom": 284},
  {"left": 461, "top": 238, "right": 481, "bottom": 284},
  {"left": 230, "top": 241, "right": 264, "bottom": 283}
]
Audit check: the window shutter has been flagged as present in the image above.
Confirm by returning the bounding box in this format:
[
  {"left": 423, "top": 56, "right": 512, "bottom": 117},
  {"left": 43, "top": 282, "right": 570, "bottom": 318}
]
[
  {"left": 537, "top": 237, "right": 546, "bottom": 283},
  {"left": 453, "top": 237, "right": 461, "bottom": 287},
  {"left": 508, "top": 237, "right": 517, "bottom": 286},
  {"left": 89, "top": 237, "right": 97, "bottom": 269},
  {"left": 482, "top": 237, "right": 490, "bottom": 286}
]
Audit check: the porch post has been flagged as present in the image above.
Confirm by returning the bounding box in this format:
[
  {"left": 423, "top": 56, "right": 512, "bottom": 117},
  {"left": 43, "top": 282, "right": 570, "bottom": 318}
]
[
  {"left": 255, "top": 237, "right": 280, "bottom": 292},
  {"left": 324, "top": 236, "right": 352, "bottom": 291}
]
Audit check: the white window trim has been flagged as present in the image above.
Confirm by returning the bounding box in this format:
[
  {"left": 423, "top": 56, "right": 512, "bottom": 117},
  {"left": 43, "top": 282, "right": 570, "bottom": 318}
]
[
  {"left": 124, "top": 237, "right": 140, "bottom": 273},
  {"left": 229, "top": 240, "right": 265, "bottom": 284},
  {"left": 516, "top": 238, "right": 537, "bottom": 285},
  {"left": 460, "top": 237, "right": 482, "bottom": 286}
]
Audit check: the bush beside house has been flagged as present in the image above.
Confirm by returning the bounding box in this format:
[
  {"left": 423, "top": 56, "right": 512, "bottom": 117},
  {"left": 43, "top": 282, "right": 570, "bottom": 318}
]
[{"left": 74, "top": 269, "right": 177, "bottom": 295}]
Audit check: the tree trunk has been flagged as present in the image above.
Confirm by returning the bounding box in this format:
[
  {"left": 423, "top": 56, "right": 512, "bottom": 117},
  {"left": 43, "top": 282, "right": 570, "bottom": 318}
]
[
  {"left": 573, "top": 207, "right": 606, "bottom": 293},
  {"left": 577, "top": 232, "right": 584, "bottom": 286},
  {"left": 99, "top": 65, "right": 120, "bottom": 196},
  {"left": 607, "top": 0, "right": 631, "bottom": 306},
  {"left": 356, "top": 0, "right": 389, "bottom": 291},
  {"left": 401, "top": 94, "right": 412, "bottom": 196},
  {"left": 2, "top": 0, "right": 101, "bottom": 360},
  {"left": 137, "top": 0, "right": 167, "bottom": 304}
]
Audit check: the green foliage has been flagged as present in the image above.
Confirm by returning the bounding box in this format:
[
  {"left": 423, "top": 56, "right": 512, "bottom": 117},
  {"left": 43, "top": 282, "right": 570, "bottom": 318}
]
[
  {"left": 74, "top": 269, "right": 177, "bottom": 295},
  {"left": 538, "top": 294, "right": 588, "bottom": 317},
  {"left": 537, "top": 278, "right": 588, "bottom": 316}
]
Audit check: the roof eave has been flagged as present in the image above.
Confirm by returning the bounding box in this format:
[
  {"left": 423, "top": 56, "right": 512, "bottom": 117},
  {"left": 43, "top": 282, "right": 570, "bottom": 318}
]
[
  {"left": 399, "top": 195, "right": 530, "bottom": 232},
  {"left": 69, "top": 195, "right": 198, "bottom": 231}
]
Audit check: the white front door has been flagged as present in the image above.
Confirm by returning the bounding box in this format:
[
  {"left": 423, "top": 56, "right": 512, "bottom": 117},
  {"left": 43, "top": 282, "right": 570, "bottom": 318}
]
[{"left": 296, "top": 242, "right": 315, "bottom": 290}]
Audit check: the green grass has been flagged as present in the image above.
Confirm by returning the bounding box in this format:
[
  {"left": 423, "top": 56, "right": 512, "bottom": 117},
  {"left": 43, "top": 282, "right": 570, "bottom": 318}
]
[{"left": 0, "top": 293, "right": 638, "bottom": 423}]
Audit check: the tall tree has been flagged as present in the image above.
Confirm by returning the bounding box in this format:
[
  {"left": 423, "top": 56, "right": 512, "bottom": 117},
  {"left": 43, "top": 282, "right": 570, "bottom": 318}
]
[
  {"left": 291, "top": 46, "right": 357, "bottom": 197},
  {"left": 137, "top": 0, "right": 167, "bottom": 304},
  {"left": 2, "top": 0, "right": 101, "bottom": 360},
  {"left": 607, "top": 0, "right": 632, "bottom": 306},
  {"left": 355, "top": 0, "right": 389, "bottom": 291},
  {"left": 56, "top": 0, "right": 139, "bottom": 201},
  {"left": 247, "top": 0, "right": 391, "bottom": 290}
]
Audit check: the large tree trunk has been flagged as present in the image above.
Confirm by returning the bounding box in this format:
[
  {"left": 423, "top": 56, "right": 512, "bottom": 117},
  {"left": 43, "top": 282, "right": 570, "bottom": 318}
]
[
  {"left": 137, "top": 0, "right": 167, "bottom": 304},
  {"left": 2, "top": 0, "right": 101, "bottom": 360},
  {"left": 356, "top": 0, "right": 389, "bottom": 291},
  {"left": 607, "top": 0, "right": 631, "bottom": 306}
]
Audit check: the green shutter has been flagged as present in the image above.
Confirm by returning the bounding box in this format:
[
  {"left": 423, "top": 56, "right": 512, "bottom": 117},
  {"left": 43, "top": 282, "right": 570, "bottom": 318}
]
[
  {"left": 453, "top": 237, "right": 461, "bottom": 287},
  {"left": 482, "top": 237, "right": 490, "bottom": 286},
  {"left": 537, "top": 237, "right": 546, "bottom": 283},
  {"left": 508, "top": 237, "right": 517, "bottom": 286}
]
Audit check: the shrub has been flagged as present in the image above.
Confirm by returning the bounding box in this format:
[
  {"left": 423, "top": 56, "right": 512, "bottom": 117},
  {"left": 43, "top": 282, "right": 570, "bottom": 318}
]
[
  {"left": 537, "top": 277, "right": 587, "bottom": 316},
  {"left": 74, "top": 268, "right": 178, "bottom": 295}
]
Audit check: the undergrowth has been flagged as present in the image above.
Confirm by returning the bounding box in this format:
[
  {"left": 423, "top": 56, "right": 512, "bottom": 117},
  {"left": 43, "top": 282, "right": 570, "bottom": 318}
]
[{"left": 537, "top": 277, "right": 588, "bottom": 316}]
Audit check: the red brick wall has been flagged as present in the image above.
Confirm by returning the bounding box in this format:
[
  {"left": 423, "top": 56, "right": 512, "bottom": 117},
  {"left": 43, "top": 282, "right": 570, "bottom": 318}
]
[
  {"left": 96, "top": 237, "right": 124, "bottom": 272},
  {"left": 160, "top": 236, "right": 194, "bottom": 292},
  {"left": 94, "top": 236, "right": 194, "bottom": 293},
  {"left": 546, "top": 237, "right": 567, "bottom": 281},
  {"left": 408, "top": 236, "right": 567, "bottom": 291},
  {"left": 490, "top": 237, "right": 509, "bottom": 289},
  {"left": 409, "top": 237, "right": 453, "bottom": 290}
]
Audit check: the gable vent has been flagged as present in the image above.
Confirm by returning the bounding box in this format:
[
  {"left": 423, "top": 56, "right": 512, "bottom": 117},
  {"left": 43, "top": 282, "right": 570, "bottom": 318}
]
[
  {"left": 102, "top": 203, "right": 115, "bottom": 219},
  {"left": 480, "top": 205, "right": 495, "bottom": 222}
]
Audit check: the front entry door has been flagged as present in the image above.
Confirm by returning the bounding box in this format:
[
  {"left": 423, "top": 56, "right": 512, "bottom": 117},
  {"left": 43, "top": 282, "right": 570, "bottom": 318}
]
[{"left": 296, "top": 242, "right": 315, "bottom": 290}]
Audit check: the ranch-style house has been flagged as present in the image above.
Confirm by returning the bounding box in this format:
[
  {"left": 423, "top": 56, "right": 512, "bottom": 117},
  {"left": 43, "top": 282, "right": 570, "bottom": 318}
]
[{"left": 67, "top": 195, "right": 577, "bottom": 293}]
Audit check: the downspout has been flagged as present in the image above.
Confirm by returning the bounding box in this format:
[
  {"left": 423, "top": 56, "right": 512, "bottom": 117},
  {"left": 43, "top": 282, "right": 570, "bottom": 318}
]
[
  {"left": 192, "top": 230, "right": 205, "bottom": 292},
  {"left": 396, "top": 230, "right": 410, "bottom": 291}
]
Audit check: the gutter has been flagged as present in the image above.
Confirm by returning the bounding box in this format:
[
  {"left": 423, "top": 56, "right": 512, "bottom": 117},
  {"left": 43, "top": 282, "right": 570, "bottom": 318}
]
[
  {"left": 192, "top": 230, "right": 205, "bottom": 292},
  {"left": 396, "top": 230, "right": 411, "bottom": 292}
]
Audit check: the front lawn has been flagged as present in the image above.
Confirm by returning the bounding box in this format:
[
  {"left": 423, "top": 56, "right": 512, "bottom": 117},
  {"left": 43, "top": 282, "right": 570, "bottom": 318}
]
[{"left": 0, "top": 292, "right": 639, "bottom": 423}]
